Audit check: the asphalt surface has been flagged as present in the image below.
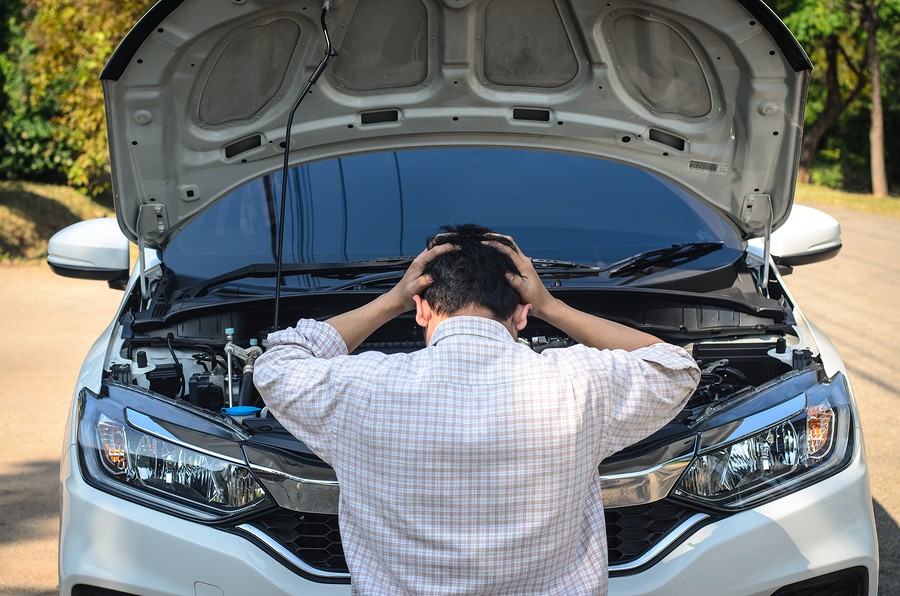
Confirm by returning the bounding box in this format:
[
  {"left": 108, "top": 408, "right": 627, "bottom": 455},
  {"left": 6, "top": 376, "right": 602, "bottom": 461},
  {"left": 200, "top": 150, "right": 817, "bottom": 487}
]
[
  {"left": 781, "top": 204, "right": 900, "bottom": 594},
  {"left": 0, "top": 263, "right": 123, "bottom": 595},
  {"left": 0, "top": 202, "right": 897, "bottom": 595}
]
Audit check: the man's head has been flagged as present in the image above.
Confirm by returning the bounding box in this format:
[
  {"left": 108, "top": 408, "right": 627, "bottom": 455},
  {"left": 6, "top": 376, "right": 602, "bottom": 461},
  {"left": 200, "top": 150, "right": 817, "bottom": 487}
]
[{"left": 414, "top": 224, "right": 530, "bottom": 340}]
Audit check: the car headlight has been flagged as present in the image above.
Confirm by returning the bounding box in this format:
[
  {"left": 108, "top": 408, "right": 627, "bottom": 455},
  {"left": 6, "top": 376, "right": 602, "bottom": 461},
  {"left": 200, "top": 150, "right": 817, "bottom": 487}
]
[
  {"left": 674, "top": 371, "right": 853, "bottom": 511},
  {"left": 77, "top": 384, "right": 270, "bottom": 521}
]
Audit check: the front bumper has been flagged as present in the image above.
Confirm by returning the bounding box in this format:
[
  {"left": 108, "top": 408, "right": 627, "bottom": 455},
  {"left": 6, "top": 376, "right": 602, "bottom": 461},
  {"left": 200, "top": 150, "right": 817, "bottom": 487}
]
[
  {"left": 60, "top": 437, "right": 878, "bottom": 596},
  {"left": 611, "top": 441, "right": 877, "bottom": 595},
  {"left": 59, "top": 445, "right": 346, "bottom": 596}
]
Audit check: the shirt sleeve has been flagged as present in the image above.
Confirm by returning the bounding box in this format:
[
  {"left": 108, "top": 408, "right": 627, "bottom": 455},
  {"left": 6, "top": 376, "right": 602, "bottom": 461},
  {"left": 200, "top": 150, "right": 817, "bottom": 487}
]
[
  {"left": 253, "top": 319, "right": 349, "bottom": 464},
  {"left": 563, "top": 343, "right": 700, "bottom": 460}
]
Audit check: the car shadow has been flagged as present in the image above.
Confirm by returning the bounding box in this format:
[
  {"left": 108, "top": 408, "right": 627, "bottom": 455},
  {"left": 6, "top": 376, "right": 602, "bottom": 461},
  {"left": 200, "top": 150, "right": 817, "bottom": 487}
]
[
  {"left": 0, "top": 459, "right": 59, "bottom": 546},
  {"left": 874, "top": 498, "right": 899, "bottom": 593},
  {"left": 0, "top": 186, "right": 82, "bottom": 258}
]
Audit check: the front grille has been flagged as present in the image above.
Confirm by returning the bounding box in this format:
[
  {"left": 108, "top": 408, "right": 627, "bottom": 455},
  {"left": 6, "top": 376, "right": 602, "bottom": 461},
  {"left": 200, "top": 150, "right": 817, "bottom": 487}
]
[
  {"left": 605, "top": 502, "right": 699, "bottom": 565},
  {"left": 253, "top": 511, "right": 346, "bottom": 572},
  {"left": 248, "top": 501, "right": 703, "bottom": 576}
]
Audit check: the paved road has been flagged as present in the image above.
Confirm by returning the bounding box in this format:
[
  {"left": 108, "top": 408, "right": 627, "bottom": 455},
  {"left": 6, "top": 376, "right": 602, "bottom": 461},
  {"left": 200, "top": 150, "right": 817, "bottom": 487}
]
[
  {"left": 0, "top": 264, "right": 123, "bottom": 595},
  {"left": 0, "top": 202, "right": 897, "bottom": 594},
  {"left": 783, "top": 203, "right": 900, "bottom": 594}
]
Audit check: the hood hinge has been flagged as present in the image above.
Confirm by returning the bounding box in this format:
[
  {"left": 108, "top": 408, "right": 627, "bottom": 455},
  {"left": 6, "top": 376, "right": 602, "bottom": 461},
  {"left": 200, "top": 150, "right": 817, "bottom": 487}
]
[{"left": 741, "top": 193, "right": 773, "bottom": 292}]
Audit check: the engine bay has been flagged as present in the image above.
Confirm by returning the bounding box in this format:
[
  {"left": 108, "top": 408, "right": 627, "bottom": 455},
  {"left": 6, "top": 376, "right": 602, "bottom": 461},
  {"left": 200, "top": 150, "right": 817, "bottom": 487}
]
[{"left": 106, "top": 300, "right": 814, "bottom": 439}]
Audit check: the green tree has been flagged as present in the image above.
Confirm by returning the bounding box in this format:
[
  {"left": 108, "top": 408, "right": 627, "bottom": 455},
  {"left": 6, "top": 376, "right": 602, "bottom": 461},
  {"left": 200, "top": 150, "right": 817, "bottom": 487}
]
[
  {"left": 0, "top": 0, "right": 75, "bottom": 182},
  {"left": 19, "top": 0, "right": 152, "bottom": 193},
  {"left": 769, "top": 0, "right": 899, "bottom": 194},
  {"left": 770, "top": 1, "right": 866, "bottom": 184},
  {"left": 859, "top": 0, "right": 896, "bottom": 196},
  {"left": 0, "top": 0, "right": 21, "bottom": 113}
]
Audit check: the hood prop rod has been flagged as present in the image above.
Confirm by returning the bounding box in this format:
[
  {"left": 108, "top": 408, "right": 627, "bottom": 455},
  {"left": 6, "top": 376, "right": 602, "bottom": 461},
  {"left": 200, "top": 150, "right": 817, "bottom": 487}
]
[
  {"left": 741, "top": 193, "right": 774, "bottom": 294},
  {"left": 138, "top": 234, "right": 149, "bottom": 304},
  {"left": 761, "top": 205, "right": 773, "bottom": 295},
  {"left": 272, "top": 2, "right": 338, "bottom": 331}
]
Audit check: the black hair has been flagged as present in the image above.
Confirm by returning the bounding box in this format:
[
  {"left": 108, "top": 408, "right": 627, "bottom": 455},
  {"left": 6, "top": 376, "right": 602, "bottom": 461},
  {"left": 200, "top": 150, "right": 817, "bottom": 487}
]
[{"left": 421, "top": 224, "right": 521, "bottom": 321}]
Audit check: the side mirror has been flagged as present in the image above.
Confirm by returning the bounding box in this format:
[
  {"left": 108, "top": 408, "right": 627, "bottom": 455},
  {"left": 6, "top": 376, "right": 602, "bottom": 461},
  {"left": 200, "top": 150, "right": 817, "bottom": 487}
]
[
  {"left": 769, "top": 204, "right": 842, "bottom": 269},
  {"left": 48, "top": 218, "right": 130, "bottom": 288},
  {"left": 747, "top": 205, "right": 842, "bottom": 275}
]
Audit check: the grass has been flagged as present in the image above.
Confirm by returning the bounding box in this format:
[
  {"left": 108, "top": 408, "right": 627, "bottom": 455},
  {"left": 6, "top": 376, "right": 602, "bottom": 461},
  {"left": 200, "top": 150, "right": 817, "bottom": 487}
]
[
  {"left": 0, "top": 179, "right": 896, "bottom": 263},
  {"left": 0, "top": 180, "right": 114, "bottom": 262},
  {"left": 795, "top": 182, "right": 900, "bottom": 218}
]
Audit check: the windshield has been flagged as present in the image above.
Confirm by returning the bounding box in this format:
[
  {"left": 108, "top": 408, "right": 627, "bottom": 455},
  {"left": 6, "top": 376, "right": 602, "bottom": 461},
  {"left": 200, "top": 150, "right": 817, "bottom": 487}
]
[{"left": 163, "top": 147, "right": 742, "bottom": 289}]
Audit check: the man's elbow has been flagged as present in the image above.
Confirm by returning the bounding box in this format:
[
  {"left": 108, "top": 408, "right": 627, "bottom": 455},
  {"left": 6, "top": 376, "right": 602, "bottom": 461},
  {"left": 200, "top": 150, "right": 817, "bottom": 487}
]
[{"left": 674, "top": 362, "right": 701, "bottom": 406}]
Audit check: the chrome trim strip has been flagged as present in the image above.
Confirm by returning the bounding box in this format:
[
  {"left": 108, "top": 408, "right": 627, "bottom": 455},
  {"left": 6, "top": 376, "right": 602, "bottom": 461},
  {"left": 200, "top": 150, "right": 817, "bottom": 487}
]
[
  {"left": 608, "top": 513, "right": 710, "bottom": 572},
  {"left": 243, "top": 445, "right": 340, "bottom": 514},
  {"left": 237, "top": 509, "right": 709, "bottom": 579},
  {"left": 251, "top": 455, "right": 704, "bottom": 514},
  {"left": 247, "top": 435, "right": 702, "bottom": 513},
  {"left": 705, "top": 393, "right": 806, "bottom": 450},
  {"left": 125, "top": 408, "right": 245, "bottom": 464},
  {"left": 236, "top": 523, "right": 351, "bottom": 580},
  {"left": 249, "top": 462, "right": 338, "bottom": 484},
  {"left": 599, "top": 457, "right": 693, "bottom": 508},
  {"left": 599, "top": 437, "right": 698, "bottom": 507},
  {"left": 249, "top": 465, "right": 340, "bottom": 514}
]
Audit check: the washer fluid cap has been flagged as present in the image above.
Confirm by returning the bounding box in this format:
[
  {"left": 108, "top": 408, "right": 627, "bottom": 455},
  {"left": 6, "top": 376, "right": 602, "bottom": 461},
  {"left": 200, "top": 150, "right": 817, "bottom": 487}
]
[{"left": 222, "top": 405, "right": 261, "bottom": 417}]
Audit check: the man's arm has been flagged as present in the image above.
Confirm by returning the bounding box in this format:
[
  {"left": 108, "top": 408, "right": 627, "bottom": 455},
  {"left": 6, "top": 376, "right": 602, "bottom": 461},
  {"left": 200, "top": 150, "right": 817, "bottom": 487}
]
[
  {"left": 490, "top": 235, "right": 663, "bottom": 351},
  {"left": 324, "top": 242, "right": 455, "bottom": 352},
  {"left": 529, "top": 296, "right": 662, "bottom": 352}
]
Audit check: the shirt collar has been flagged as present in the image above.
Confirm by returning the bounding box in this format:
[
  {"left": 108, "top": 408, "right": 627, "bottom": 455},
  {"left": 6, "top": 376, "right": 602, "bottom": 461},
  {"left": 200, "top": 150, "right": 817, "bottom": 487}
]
[{"left": 428, "top": 316, "right": 517, "bottom": 347}]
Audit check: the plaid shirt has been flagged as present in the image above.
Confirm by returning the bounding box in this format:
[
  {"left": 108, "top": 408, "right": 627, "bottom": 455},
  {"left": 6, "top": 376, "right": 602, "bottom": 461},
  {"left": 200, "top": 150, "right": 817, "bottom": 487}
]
[{"left": 255, "top": 316, "right": 699, "bottom": 595}]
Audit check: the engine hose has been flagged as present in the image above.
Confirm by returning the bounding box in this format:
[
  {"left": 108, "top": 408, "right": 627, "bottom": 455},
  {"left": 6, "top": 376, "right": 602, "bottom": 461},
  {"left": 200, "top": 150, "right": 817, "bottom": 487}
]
[
  {"left": 723, "top": 366, "right": 748, "bottom": 382},
  {"left": 166, "top": 334, "right": 185, "bottom": 399},
  {"left": 238, "top": 369, "right": 259, "bottom": 406}
]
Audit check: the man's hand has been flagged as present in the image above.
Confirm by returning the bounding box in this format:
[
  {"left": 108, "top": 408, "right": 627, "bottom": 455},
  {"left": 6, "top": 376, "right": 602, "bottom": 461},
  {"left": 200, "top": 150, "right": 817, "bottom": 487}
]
[
  {"left": 384, "top": 242, "right": 456, "bottom": 313},
  {"left": 484, "top": 234, "right": 555, "bottom": 318},
  {"left": 489, "top": 233, "right": 663, "bottom": 352},
  {"left": 326, "top": 242, "right": 455, "bottom": 353}
]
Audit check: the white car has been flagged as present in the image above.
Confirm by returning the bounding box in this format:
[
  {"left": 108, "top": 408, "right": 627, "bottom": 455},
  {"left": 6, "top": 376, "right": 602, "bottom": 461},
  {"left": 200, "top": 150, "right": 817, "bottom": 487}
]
[{"left": 50, "top": 0, "right": 878, "bottom": 594}]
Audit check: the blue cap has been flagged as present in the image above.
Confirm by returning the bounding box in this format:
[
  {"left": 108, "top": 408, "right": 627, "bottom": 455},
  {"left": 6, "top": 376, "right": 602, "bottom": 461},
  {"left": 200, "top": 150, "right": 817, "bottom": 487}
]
[{"left": 221, "top": 406, "right": 261, "bottom": 417}]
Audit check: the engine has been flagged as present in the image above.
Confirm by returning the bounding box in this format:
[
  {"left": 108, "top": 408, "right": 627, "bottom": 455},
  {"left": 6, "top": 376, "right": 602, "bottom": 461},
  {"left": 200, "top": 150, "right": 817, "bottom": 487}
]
[{"left": 107, "top": 315, "right": 808, "bottom": 432}]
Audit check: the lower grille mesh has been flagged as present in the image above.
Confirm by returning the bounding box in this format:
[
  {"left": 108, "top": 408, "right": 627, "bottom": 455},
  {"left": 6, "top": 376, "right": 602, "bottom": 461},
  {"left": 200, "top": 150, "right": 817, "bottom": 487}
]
[
  {"left": 606, "top": 501, "right": 698, "bottom": 565},
  {"left": 249, "top": 501, "right": 702, "bottom": 575},
  {"left": 253, "top": 511, "right": 346, "bottom": 572}
]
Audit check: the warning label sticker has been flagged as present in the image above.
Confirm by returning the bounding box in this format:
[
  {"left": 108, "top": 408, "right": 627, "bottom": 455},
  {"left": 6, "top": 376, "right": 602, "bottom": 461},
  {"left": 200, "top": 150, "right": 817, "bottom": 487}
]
[{"left": 689, "top": 160, "right": 729, "bottom": 175}]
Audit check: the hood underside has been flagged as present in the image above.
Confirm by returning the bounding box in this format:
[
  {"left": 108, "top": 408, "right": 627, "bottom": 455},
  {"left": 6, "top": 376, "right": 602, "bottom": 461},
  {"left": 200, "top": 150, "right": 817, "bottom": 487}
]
[{"left": 102, "top": 0, "right": 811, "bottom": 249}]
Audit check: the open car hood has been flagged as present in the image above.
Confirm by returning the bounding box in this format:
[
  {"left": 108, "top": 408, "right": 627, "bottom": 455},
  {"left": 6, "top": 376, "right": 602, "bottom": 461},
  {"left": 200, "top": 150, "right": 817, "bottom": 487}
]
[{"left": 101, "top": 0, "right": 811, "bottom": 249}]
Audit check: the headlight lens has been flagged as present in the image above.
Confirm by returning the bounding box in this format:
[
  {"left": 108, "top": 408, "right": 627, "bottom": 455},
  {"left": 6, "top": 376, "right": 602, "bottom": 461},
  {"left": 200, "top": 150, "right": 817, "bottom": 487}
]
[
  {"left": 79, "top": 387, "right": 268, "bottom": 520},
  {"left": 674, "top": 372, "right": 853, "bottom": 510}
]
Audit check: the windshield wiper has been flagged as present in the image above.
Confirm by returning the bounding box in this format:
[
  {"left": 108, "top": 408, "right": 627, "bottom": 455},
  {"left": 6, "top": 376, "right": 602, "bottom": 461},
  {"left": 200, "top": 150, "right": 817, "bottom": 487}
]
[
  {"left": 606, "top": 241, "right": 725, "bottom": 278},
  {"left": 178, "top": 257, "right": 416, "bottom": 299},
  {"left": 323, "top": 258, "right": 607, "bottom": 292},
  {"left": 524, "top": 258, "right": 605, "bottom": 279},
  {"left": 181, "top": 244, "right": 725, "bottom": 300},
  {"left": 530, "top": 258, "right": 599, "bottom": 270}
]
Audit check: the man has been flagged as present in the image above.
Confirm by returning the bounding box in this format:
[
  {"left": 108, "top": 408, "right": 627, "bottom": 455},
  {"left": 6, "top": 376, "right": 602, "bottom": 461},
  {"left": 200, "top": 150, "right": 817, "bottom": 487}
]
[{"left": 254, "top": 224, "right": 700, "bottom": 595}]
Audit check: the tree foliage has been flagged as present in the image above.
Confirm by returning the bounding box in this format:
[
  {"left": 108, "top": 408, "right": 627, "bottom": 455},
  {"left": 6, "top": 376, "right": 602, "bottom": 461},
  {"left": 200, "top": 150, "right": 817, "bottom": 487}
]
[
  {"left": 766, "top": 0, "right": 900, "bottom": 194},
  {"left": 1, "top": 5, "right": 75, "bottom": 183},
  {"left": 9, "top": 0, "right": 151, "bottom": 193}
]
